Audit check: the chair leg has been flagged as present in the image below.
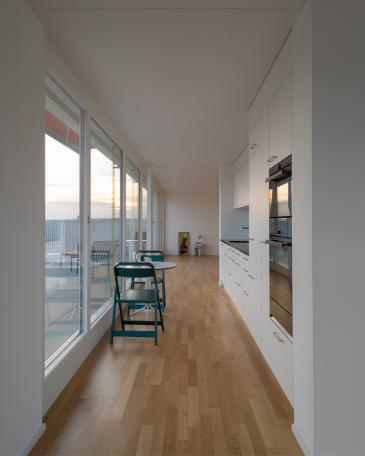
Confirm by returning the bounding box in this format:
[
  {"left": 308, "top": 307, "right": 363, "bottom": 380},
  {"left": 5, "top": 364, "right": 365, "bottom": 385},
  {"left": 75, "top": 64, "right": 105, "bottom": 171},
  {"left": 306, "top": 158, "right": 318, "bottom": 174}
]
[
  {"left": 119, "top": 300, "right": 125, "bottom": 330},
  {"left": 162, "top": 272, "right": 166, "bottom": 311},
  {"left": 157, "top": 299, "right": 164, "bottom": 332}
]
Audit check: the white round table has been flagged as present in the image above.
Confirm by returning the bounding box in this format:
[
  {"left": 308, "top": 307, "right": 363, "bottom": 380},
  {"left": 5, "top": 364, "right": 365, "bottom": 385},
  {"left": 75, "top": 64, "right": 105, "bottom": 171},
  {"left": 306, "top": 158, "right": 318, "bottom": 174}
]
[
  {"left": 127, "top": 261, "right": 175, "bottom": 318},
  {"left": 150, "top": 261, "right": 176, "bottom": 271}
]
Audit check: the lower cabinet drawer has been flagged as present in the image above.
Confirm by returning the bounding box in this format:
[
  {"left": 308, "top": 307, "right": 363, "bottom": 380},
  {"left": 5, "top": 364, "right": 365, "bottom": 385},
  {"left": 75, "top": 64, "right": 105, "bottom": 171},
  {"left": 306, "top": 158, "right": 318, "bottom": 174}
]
[{"left": 267, "top": 318, "right": 293, "bottom": 403}]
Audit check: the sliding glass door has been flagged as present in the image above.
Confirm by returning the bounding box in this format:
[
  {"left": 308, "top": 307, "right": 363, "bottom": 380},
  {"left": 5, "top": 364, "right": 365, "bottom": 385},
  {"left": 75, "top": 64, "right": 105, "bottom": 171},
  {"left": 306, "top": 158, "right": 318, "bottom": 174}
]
[
  {"left": 125, "top": 158, "right": 140, "bottom": 260},
  {"left": 45, "top": 76, "right": 82, "bottom": 367},
  {"left": 90, "top": 120, "right": 121, "bottom": 321}
]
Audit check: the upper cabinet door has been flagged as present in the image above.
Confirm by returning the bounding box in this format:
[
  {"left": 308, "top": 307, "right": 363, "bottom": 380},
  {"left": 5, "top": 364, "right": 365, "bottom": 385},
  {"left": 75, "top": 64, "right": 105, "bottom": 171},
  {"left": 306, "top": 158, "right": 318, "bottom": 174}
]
[
  {"left": 268, "top": 72, "right": 292, "bottom": 166},
  {"left": 233, "top": 162, "right": 249, "bottom": 209},
  {"left": 249, "top": 111, "right": 269, "bottom": 277}
]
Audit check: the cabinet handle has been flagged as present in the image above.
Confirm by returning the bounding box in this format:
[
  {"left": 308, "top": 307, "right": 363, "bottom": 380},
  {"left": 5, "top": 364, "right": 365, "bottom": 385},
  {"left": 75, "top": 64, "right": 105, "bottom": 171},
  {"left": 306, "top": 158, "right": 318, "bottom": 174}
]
[
  {"left": 273, "top": 332, "right": 285, "bottom": 343},
  {"left": 267, "top": 155, "right": 278, "bottom": 163},
  {"left": 248, "top": 274, "right": 255, "bottom": 280}
]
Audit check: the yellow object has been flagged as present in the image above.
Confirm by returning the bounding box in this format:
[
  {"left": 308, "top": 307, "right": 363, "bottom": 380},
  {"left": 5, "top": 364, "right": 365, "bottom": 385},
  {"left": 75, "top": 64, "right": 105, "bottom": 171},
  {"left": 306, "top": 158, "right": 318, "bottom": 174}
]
[{"left": 178, "top": 232, "right": 189, "bottom": 255}]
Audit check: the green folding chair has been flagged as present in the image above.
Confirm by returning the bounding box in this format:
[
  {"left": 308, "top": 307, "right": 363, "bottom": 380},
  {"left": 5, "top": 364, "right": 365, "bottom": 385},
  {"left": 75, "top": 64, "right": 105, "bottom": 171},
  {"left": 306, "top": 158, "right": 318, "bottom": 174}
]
[
  {"left": 135, "top": 250, "right": 166, "bottom": 311},
  {"left": 110, "top": 262, "right": 164, "bottom": 346}
]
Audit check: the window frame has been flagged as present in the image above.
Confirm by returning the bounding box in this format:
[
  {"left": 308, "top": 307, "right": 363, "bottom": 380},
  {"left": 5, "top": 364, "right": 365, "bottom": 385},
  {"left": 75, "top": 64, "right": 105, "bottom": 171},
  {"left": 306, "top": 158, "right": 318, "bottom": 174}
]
[
  {"left": 89, "top": 117, "right": 123, "bottom": 327},
  {"left": 44, "top": 73, "right": 85, "bottom": 371}
]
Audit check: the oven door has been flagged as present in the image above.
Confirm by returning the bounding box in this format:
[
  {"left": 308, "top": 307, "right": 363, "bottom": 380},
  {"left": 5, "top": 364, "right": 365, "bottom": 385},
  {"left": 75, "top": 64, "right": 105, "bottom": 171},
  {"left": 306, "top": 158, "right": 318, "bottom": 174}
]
[
  {"left": 269, "top": 176, "right": 292, "bottom": 219},
  {"left": 269, "top": 239, "right": 292, "bottom": 336}
]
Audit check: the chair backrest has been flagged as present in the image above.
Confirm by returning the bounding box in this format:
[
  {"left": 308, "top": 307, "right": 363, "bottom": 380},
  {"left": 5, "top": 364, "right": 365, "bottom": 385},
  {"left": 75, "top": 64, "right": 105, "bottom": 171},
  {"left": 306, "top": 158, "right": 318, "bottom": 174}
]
[
  {"left": 91, "top": 240, "right": 119, "bottom": 261},
  {"left": 114, "top": 262, "right": 157, "bottom": 279},
  {"left": 136, "top": 250, "right": 164, "bottom": 262},
  {"left": 114, "top": 262, "right": 158, "bottom": 300}
]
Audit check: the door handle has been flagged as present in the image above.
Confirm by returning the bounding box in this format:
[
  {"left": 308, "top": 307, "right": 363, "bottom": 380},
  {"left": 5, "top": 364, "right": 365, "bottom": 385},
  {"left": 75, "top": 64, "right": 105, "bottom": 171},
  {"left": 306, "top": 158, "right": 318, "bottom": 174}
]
[
  {"left": 273, "top": 332, "right": 285, "bottom": 343},
  {"left": 267, "top": 155, "right": 278, "bottom": 163},
  {"left": 267, "top": 240, "right": 292, "bottom": 248}
]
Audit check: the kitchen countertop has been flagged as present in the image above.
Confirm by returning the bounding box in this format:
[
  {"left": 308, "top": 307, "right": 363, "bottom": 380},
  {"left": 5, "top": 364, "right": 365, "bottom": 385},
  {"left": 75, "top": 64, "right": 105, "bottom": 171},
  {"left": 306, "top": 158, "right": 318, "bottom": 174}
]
[{"left": 221, "top": 239, "right": 249, "bottom": 256}]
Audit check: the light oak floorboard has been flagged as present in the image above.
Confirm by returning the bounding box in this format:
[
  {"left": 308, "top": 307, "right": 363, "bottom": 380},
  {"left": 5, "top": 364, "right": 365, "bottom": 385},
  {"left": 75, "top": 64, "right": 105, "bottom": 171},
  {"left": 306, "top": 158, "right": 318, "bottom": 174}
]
[{"left": 31, "top": 256, "right": 302, "bottom": 456}]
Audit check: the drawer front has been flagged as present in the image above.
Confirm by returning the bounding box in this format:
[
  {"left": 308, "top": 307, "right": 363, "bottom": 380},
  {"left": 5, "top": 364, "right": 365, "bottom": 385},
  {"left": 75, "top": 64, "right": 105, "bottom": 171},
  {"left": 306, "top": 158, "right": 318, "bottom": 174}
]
[
  {"left": 248, "top": 272, "right": 262, "bottom": 347},
  {"left": 267, "top": 319, "right": 293, "bottom": 403}
]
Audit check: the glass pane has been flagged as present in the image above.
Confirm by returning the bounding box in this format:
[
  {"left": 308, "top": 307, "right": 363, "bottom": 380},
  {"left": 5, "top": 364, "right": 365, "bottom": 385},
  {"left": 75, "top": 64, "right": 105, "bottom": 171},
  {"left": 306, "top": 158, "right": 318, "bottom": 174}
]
[
  {"left": 276, "top": 247, "right": 290, "bottom": 270},
  {"left": 45, "top": 76, "right": 82, "bottom": 368},
  {"left": 125, "top": 158, "right": 140, "bottom": 260},
  {"left": 141, "top": 177, "right": 148, "bottom": 251},
  {"left": 90, "top": 120, "right": 121, "bottom": 321},
  {"left": 277, "top": 181, "right": 290, "bottom": 217}
]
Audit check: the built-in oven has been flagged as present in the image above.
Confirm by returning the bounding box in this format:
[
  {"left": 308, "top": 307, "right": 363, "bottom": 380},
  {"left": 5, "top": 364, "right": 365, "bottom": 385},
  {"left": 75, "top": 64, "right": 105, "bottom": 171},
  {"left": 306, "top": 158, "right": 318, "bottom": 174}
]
[{"left": 266, "top": 155, "right": 293, "bottom": 336}]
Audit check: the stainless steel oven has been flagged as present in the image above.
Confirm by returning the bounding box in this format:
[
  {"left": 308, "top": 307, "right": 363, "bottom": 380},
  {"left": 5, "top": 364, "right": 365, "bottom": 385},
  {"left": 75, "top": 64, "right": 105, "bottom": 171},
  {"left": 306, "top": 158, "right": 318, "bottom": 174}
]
[{"left": 266, "top": 155, "right": 292, "bottom": 336}]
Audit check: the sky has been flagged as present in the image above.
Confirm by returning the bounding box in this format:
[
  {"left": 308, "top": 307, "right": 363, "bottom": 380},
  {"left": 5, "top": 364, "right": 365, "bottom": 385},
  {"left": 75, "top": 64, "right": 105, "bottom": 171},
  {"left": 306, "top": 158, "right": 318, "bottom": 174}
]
[{"left": 45, "top": 135, "right": 140, "bottom": 221}]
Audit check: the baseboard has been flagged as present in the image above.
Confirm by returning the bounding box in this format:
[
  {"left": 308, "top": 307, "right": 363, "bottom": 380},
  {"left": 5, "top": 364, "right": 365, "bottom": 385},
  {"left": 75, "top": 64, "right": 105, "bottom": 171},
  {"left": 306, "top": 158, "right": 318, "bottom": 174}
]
[
  {"left": 22, "top": 422, "right": 46, "bottom": 455},
  {"left": 292, "top": 424, "right": 312, "bottom": 456}
]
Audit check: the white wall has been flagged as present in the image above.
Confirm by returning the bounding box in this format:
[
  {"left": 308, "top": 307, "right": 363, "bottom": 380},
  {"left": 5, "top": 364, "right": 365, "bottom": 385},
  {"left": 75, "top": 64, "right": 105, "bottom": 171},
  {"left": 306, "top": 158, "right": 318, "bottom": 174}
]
[
  {"left": 219, "top": 164, "right": 249, "bottom": 240},
  {"left": 311, "top": 1, "right": 365, "bottom": 454},
  {"left": 291, "top": 2, "right": 313, "bottom": 454},
  {"left": 164, "top": 193, "right": 219, "bottom": 255},
  {"left": 0, "top": 1, "right": 45, "bottom": 454}
]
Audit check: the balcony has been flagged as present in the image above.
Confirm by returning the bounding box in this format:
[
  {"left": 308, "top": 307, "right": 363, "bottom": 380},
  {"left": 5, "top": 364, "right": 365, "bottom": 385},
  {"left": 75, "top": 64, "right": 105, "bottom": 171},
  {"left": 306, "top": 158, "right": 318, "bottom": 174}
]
[{"left": 45, "top": 218, "right": 120, "bottom": 367}]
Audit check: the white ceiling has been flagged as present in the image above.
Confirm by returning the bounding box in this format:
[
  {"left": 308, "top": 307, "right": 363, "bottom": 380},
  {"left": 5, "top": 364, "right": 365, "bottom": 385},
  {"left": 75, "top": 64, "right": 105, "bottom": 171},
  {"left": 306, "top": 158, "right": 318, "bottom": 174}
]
[{"left": 29, "top": 0, "right": 304, "bottom": 192}]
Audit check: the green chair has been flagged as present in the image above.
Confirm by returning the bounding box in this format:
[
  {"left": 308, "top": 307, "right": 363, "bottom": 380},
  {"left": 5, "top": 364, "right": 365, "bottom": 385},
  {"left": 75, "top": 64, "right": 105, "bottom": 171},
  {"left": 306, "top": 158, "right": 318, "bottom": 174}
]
[
  {"left": 135, "top": 250, "right": 166, "bottom": 311},
  {"left": 110, "top": 262, "right": 164, "bottom": 346}
]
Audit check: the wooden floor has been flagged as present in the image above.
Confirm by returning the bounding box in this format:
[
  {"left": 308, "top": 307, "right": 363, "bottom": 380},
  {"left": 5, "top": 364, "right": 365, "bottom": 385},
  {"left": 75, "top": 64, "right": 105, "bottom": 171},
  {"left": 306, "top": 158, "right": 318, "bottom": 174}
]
[{"left": 32, "top": 256, "right": 302, "bottom": 456}]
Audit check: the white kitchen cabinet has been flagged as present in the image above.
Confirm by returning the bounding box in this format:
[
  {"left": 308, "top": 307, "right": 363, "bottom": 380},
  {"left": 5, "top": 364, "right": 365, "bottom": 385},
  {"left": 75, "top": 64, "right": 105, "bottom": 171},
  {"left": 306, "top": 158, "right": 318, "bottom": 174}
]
[
  {"left": 268, "top": 71, "right": 292, "bottom": 166},
  {"left": 218, "top": 35, "right": 293, "bottom": 406},
  {"left": 220, "top": 244, "right": 250, "bottom": 321},
  {"left": 219, "top": 241, "right": 225, "bottom": 284},
  {"left": 240, "top": 259, "right": 250, "bottom": 320},
  {"left": 247, "top": 272, "right": 262, "bottom": 347},
  {"left": 233, "top": 160, "right": 249, "bottom": 209},
  {"left": 249, "top": 111, "right": 269, "bottom": 277},
  {"left": 267, "top": 318, "right": 293, "bottom": 403}
]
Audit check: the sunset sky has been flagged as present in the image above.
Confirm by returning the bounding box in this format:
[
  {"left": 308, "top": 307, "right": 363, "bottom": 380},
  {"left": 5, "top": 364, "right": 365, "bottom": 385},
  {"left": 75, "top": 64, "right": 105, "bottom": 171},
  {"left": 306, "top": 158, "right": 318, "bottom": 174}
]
[{"left": 45, "top": 135, "right": 139, "bottom": 220}]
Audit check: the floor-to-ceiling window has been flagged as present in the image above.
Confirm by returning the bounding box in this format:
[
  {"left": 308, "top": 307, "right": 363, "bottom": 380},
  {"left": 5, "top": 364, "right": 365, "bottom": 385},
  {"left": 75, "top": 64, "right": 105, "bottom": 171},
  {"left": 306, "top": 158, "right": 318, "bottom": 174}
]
[
  {"left": 90, "top": 120, "right": 121, "bottom": 322},
  {"left": 125, "top": 158, "right": 140, "bottom": 260},
  {"left": 44, "top": 76, "right": 82, "bottom": 368},
  {"left": 141, "top": 175, "right": 148, "bottom": 251}
]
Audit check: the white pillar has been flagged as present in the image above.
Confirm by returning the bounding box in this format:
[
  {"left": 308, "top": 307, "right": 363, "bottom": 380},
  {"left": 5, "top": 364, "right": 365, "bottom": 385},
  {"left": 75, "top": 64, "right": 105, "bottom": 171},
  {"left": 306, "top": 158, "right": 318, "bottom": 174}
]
[
  {"left": 293, "top": 1, "right": 365, "bottom": 454},
  {"left": 0, "top": 1, "right": 45, "bottom": 454}
]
